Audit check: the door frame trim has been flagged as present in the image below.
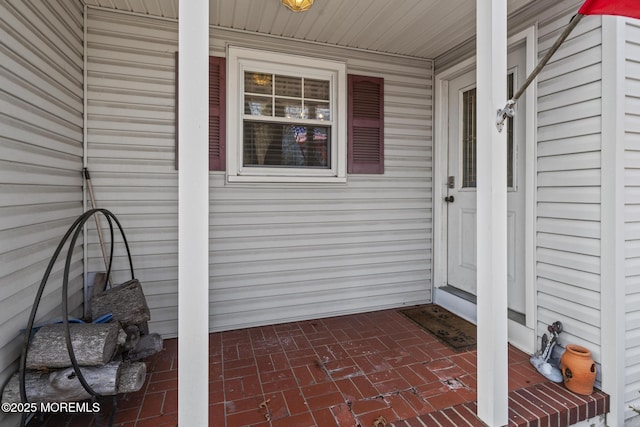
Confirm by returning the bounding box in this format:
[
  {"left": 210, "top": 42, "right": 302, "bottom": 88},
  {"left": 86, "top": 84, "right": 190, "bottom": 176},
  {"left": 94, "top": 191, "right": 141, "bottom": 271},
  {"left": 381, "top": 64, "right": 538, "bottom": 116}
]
[{"left": 433, "top": 25, "right": 537, "bottom": 352}]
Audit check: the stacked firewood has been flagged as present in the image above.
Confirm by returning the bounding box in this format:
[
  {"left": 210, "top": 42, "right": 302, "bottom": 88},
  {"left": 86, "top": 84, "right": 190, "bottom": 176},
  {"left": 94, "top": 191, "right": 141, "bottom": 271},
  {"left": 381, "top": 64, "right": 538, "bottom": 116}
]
[{"left": 2, "top": 279, "right": 163, "bottom": 404}]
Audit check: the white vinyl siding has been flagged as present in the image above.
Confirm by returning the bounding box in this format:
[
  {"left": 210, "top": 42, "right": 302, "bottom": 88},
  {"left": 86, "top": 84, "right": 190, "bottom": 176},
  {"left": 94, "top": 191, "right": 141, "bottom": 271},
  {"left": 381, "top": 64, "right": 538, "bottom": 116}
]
[
  {"left": 85, "top": 8, "right": 433, "bottom": 335},
  {"left": 535, "top": 4, "right": 603, "bottom": 365},
  {"left": 624, "top": 18, "right": 640, "bottom": 424},
  {"left": 0, "top": 1, "right": 84, "bottom": 425},
  {"left": 210, "top": 31, "right": 432, "bottom": 331},
  {"left": 85, "top": 8, "right": 179, "bottom": 337}
]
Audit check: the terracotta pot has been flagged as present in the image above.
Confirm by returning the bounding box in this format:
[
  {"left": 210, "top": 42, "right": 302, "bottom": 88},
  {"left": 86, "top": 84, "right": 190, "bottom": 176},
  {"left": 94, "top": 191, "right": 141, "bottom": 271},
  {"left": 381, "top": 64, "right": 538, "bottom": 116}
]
[{"left": 560, "top": 344, "right": 596, "bottom": 395}]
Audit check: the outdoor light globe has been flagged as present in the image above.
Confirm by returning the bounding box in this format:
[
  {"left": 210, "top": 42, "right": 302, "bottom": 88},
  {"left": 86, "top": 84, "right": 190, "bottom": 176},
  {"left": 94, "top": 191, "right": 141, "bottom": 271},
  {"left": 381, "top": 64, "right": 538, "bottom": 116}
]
[{"left": 281, "top": 0, "right": 314, "bottom": 12}]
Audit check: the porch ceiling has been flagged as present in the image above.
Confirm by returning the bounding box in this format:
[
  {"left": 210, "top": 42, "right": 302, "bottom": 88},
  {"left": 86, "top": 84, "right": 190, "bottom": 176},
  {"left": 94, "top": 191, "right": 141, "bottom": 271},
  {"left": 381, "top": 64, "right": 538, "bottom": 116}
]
[{"left": 81, "top": 0, "right": 535, "bottom": 59}]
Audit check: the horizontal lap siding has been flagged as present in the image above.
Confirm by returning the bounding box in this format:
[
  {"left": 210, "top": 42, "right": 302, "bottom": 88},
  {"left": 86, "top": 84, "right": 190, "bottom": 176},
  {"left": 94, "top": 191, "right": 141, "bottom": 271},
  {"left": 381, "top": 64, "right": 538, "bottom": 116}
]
[
  {"left": 86, "top": 9, "right": 178, "bottom": 337},
  {"left": 535, "top": 5, "right": 603, "bottom": 363},
  {"left": 625, "top": 19, "right": 640, "bottom": 423},
  {"left": 0, "top": 1, "right": 84, "bottom": 425},
  {"left": 208, "top": 29, "right": 433, "bottom": 331},
  {"left": 85, "top": 10, "right": 433, "bottom": 335}
]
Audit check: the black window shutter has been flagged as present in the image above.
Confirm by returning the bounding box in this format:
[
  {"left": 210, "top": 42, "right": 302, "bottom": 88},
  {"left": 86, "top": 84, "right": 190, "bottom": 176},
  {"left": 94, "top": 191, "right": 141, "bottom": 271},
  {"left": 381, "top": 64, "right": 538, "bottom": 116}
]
[{"left": 348, "top": 74, "right": 384, "bottom": 174}]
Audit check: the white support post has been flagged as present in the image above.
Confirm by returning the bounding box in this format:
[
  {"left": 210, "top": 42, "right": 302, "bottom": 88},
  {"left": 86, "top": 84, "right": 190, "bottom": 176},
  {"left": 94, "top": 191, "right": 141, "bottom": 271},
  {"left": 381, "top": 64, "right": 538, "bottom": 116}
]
[
  {"left": 600, "top": 15, "right": 625, "bottom": 427},
  {"left": 476, "top": 0, "right": 509, "bottom": 425},
  {"left": 178, "top": 1, "right": 209, "bottom": 426}
]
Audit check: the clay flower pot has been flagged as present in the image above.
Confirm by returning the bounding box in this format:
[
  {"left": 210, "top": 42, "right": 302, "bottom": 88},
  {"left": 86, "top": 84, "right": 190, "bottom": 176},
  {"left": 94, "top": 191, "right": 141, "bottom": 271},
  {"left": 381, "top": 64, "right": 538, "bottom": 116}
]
[{"left": 560, "top": 344, "right": 596, "bottom": 395}]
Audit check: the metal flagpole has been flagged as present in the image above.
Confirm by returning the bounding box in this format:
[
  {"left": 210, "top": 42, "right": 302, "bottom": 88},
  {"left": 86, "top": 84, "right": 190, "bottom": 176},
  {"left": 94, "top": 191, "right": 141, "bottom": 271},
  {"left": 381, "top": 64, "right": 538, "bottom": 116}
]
[{"left": 496, "top": 13, "right": 584, "bottom": 131}]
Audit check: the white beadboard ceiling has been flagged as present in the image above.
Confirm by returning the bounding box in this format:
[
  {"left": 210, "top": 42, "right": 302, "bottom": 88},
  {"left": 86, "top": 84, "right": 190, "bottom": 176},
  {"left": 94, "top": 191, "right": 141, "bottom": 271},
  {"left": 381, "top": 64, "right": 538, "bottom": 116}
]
[{"left": 82, "top": 0, "right": 536, "bottom": 59}]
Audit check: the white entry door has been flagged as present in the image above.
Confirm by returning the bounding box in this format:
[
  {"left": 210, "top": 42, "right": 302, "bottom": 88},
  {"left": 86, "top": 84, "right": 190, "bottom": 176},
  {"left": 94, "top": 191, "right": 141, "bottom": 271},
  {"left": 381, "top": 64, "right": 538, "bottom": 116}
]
[{"left": 446, "top": 42, "right": 527, "bottom": 318}]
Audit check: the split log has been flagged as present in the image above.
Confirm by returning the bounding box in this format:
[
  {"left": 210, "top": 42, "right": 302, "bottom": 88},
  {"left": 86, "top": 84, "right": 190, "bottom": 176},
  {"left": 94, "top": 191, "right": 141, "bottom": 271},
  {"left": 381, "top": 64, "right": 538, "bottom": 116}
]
[
  {"left": 2, "top": 362, "right": 120, "bottom": 403},
  {"left": 26, "top": 323, "right": 123, "bottom": 369},
  {"left": 117, "top": 362, "right": 146, "bottom": 393},
  {"left": 125, "top": 333, "right": 163, "bottom": 361},
  {"left": 91, "top": 279, "right": 150, "bottom": 328}
]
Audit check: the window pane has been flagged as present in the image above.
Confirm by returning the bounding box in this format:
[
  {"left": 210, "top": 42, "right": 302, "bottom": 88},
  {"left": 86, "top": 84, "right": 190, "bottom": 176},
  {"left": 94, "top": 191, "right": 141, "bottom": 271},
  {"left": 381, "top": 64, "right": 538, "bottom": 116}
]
[
  {"left": 243, "top": 122, "right": 330, "bottom": 168},
  {"left": 462, "top": 88, "right": 477, "bottom": 188},
  {"left": 305, "top": 78, "right": 330, "bottom": 100},
  {"left": 245, "top": 95, "right": 272, "bottom": 116},
  {"left": 307, "top": 101, "right": 331, "bottom": 121},
  {"left": 275, "top": 75, "right": 302, "bottom": 97},
  {"left": 245, "top": 72, "right": 272, "bottom": 94},
  {"left": 275, "top": 100, "right": 308, "bottom": 119}
]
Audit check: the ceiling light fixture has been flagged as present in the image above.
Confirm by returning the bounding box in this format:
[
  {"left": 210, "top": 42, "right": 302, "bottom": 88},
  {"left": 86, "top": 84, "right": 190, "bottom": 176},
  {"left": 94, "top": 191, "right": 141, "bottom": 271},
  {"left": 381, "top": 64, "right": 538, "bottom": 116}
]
[{"left": 281, "top": 0, "right": 314, "bottom": 13}]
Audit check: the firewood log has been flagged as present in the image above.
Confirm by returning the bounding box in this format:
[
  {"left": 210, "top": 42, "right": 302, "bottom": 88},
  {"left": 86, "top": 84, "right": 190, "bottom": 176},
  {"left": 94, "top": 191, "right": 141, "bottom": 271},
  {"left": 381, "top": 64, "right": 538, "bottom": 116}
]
[
  {"left": 125, "top": 333, "right": 163, "bottom": 361},
  {"left": 26, "top": 323, "right": 123, "bottom": 369},
  {"left": 91, "top": 279, "right": 150, "bottom": 328},
  {"left": 117, "top": 362, "right": 146, "bottom": 393},
  {"left": 1, "top": 361, "right": 147, "bottom": 403},
  {"left": 1, "top": 362, "right": 120, "bottom": 403}
]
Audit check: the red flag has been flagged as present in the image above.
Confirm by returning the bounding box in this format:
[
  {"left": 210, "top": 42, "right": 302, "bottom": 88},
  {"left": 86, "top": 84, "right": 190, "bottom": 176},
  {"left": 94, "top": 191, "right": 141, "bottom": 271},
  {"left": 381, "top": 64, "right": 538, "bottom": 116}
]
[{"left": 579, "top": 0, "right": 640, "bottom": 19}]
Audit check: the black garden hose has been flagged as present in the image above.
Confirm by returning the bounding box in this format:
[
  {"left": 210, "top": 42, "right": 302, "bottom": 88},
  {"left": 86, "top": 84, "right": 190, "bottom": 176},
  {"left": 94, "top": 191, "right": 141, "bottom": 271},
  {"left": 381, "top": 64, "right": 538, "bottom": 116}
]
[{"left": 18, "top": 209, "right": 135, "bottom": 426}]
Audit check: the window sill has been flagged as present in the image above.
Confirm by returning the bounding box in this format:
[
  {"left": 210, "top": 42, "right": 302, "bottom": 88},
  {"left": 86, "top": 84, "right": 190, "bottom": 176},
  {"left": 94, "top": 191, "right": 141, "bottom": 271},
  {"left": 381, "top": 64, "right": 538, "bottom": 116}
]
[{"left": 226, "top": 174, "right": 347, "bottom": 184}]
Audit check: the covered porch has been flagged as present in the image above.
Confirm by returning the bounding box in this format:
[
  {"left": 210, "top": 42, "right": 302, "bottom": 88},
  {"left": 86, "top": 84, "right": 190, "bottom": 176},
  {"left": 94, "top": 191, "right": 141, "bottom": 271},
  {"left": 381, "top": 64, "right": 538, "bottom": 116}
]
[
  {"left": 36, "top": 308, "right": 608, "bottom": 426},
  {"left": 3, "top": 0, "right": 630, "bottom": 425},
  {"left": 175, "top": 0, "right": 530, "bottom": 424}
]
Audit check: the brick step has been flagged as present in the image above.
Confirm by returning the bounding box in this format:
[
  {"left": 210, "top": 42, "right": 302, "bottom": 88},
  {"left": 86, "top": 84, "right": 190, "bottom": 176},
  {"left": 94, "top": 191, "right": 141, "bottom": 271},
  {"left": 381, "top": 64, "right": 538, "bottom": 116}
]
[{"left": 395, "top": 382, "right": 609, "bottom": 427}]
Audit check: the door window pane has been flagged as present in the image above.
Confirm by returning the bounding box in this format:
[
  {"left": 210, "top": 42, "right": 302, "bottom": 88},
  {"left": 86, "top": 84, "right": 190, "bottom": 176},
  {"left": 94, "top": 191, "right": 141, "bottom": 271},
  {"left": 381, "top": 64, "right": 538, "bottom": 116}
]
[
  {"left": 462, "top": 88, "right": 477, "bottom": 188},
  {"left": 460, "top": 73, "right": 515, "bottom": 189},
  {"left": 506, "top": 73, "right": 514, "bottom": 188}
]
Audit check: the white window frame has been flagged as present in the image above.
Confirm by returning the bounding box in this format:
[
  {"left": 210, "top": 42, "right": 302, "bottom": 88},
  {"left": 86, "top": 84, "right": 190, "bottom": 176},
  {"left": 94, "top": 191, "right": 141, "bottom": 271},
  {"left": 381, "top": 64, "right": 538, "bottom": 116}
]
[{"left": 227, "top": 46, "right": 347, "bottom": 183}]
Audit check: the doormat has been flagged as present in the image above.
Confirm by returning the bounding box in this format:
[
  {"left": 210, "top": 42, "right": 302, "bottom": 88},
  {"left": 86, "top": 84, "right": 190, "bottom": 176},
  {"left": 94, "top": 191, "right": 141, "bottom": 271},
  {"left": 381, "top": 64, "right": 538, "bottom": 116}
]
[{"left": 399, "top": 304, "right": 476, "bottom": 351}]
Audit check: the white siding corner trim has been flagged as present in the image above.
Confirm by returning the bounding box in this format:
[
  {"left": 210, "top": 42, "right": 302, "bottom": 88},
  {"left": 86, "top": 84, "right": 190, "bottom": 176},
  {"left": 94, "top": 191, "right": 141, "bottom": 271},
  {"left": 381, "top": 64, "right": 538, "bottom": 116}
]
[{"left": 622, "top": 16, "right": 640, "bottom": 426}]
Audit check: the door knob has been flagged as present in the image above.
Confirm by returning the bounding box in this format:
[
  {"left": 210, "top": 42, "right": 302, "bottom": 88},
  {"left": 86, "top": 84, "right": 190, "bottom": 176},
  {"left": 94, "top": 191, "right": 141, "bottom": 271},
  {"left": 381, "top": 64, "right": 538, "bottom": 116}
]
[{"left": 444, "top": 195, "right": 454, "bottom": 203}]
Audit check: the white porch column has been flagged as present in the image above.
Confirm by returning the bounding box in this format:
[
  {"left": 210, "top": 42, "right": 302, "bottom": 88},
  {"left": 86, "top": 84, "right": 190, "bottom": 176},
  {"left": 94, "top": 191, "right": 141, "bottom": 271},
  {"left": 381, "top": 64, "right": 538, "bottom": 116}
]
[
  {"left": 600, "top": 15, "right": 625, "bottom": 427},
  {"left": 178, "top": 1, "right": 209, "bottom": 426},
  {"left": 476, "top": 0, "right": 509, "bottom": 425}
]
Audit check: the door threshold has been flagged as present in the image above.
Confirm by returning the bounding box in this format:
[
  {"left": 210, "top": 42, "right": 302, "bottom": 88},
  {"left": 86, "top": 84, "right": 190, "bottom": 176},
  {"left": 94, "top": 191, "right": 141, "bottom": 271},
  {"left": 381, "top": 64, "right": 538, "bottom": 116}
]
[
  {"left": 434, "top": 285, "right": 534, "bottom": 353},
  {"left": 433, "top": 286, "right": 477, "bottom": 325},
  {"left": 434, "top": 286, "right": 526, "bottom": 324}
]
